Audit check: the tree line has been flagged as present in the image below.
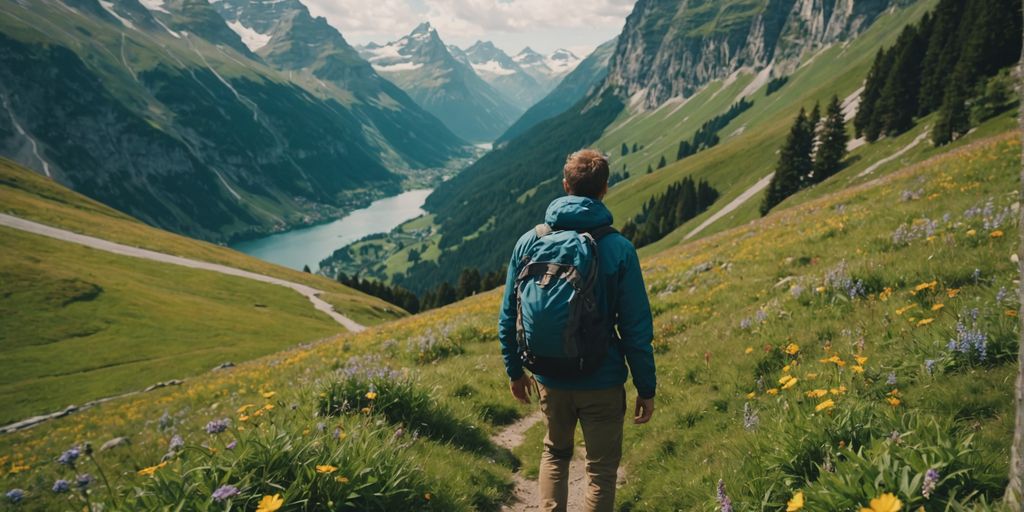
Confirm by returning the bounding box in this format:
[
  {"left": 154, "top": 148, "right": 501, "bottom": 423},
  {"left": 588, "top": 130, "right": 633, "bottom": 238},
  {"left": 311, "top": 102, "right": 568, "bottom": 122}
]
[
  {"left": 854, "top": 0, "right": 1021, "bottom": 146},
  {"left": 620, "top": 177, "right": 719, "bottom": 248},
  {"left": 337, "top": 268, "right": 505, "bottom": 314},
  {"left": 761, "top": 96, "right": 848, "bottom": 215},
  {"left": 676, "top": 98, "right": 753, "bottom": 160}
]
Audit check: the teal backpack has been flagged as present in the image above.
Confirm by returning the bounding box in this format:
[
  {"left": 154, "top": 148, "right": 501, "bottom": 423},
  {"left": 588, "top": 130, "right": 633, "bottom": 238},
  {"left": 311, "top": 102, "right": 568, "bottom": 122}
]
[{"left": 514, "top": 223, "right": 618, "bottom": 378}]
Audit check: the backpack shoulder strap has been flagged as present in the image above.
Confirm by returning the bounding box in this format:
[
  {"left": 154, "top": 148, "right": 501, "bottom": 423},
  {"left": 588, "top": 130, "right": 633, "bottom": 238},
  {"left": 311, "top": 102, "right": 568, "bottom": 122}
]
[
  {"left": 534, "top": 224, "right": 553, "bottom": 238},
  {"left": 588, "top": 225, "right": 618, "bottom": 241}
]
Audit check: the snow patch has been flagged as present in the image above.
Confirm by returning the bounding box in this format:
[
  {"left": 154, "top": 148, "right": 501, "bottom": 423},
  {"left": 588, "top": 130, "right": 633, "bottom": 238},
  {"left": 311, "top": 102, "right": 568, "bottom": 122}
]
[
  {"left": 138, "top": 0, "right": 169, "bottom": 13},
  {"left": 372, "top": 61, "right": 422, "bottom": 72},
  {"left": 842, "top": 86, "right": 863, "bottom": 119},
  {"left": 99, "top": 1, "right": 136, "bottom": 30},
  {"left": 226, "top": 20, "right": 270, "bottom": 52},
  {"left": 154, "top": 18, "right": 181, "bottom": 38},
  {"left": 471, "top": 60, "right": 516, "bottom": 76}
]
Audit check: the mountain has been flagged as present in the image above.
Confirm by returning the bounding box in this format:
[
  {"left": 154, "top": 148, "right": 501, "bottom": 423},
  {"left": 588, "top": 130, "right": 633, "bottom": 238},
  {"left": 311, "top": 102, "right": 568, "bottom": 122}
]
[
  {"left": 392, "top": 0, "right": 939, "bottom": 294},
  {"left": 463, "top": 40, "right": 546, "bottom": 110},
  {"left": 0, "top": 0, "right": 465, "bottom": 243},
  {"left": 497, "top": 38, "right": 617, "bottom": 145},
  {"left": 513, "top": 46, "right": 581, "bottom": 89},
  {"left": 357, "top": 23, "right": 521, "bottom": 143}
]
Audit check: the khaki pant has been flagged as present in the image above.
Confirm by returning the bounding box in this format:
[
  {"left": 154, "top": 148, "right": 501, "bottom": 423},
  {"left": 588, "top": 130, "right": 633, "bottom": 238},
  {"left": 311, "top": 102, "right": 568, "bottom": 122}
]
[{"left": 537, "top": 384, "right": 626, "bottom": 512}]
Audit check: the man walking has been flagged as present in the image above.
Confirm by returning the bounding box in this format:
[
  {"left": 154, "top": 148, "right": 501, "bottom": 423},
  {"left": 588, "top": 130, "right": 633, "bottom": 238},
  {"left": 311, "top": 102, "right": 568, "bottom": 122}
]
[{"left": 498, "top": 149, "right": 656, "bottom": 512}]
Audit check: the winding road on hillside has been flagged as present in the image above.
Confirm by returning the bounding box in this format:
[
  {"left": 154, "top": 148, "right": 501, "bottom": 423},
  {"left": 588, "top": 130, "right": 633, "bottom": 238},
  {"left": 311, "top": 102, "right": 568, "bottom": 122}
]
[{"left": 0, "top": 213, "right": 366, "bottom": 332}]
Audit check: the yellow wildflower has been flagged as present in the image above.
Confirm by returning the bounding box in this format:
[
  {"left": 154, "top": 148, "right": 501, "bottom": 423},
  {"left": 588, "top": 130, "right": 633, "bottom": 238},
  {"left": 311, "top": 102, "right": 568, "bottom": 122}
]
[
  {"left": 917, "top": 318, "right": 934, "bottom": 326},
  {"left": 816, "top": 286, "right": 826, "bottom": 293},
  {"left": 782, "top": 377, "right": 798, "bottom": 390},
  {"left": 860, "top": 492, "right": 902, "bottom": 512},
  {"left": 991, "top": 230, "right": 1004, "bottom": 238},
  {"left": 316, "top": 465, "right": 337, "bottom": 474},
  {"left": 264, "top": 404, "right": 274, "bottom": 411},
  {"left": 854, "top": 355, "right": 867, "bottom": 365},
  {"left": 262, "top": 391, "right": 276, "bottom": 399},
  {"left": 815, "top": 399, "right": 835, "bottom": 412},
  {"left": 360, "top": 407, "right": 371, "bottom": 414},
  {"left": 805, "top": 372, "right": 818, "bottom": 379},
  {"left": 787, "top": 491, "right": 805, "bottom": 511},
  {"left": 806, "top": 389, "right": 828, "bottom": 398},
  {"left": 237, "top": 404, "right": 256, "bottom": 414},
  {"left": 851, "top": 365, "right": 865, "bottom": 374},
  {"left": 137, "top": 461, "right": 169, "bottom": 477},
  {"left": 779, "top": 374, "right": 795, "bottom": 385},
  {"left": 931, "top": 303, "right": 944, "bottom": 311},
  {"left": 746, "top": 391, "right": 757, "bottom": 399},
  {"left": 912, "top": 281, "right": 937, "bottom": 294},
  {"left": 365, "top": 391, "right": 378, "bottom": 400},
  {"left": 1007, "top": 309, "right": 1019, "bottom": 318},
  {"left": 966, "top": 229, "right": 977, "bottom": 237},
  {"left": 767, "top": 388, "right": 779, "bottom": 395},
  {"left": 745, "top": 347, "right": 754, "bottom": 354},
  {"left": 830, "top": 386, "right": 847, "bottom": 395},
  {"left": 785, "top": 343, "right": 800, "bottom": 355},
  {"left": 887, "top": 397, "right": 901, "bottom": 407},
  {"left": 256, "top": 494, "right": 284, "bottom": 512},
  {"left": 782, "top": 364, "right": 792, "bottom": 373},
  {"left": 336, "top": 475, "right": 350, "bottom": 483},
  {"left": 239, "top": 414, "right": 249, "bottom": 422},
  {"left": 947, "top": 288, "right": 960, "bottom": 298},
  {"left": 879, "top": 287, "right": 893, "bottom": 301}
]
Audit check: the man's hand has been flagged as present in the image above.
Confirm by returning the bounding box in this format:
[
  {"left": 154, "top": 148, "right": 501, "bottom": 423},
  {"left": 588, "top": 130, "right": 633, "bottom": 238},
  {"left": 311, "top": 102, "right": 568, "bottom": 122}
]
[
  {"left": 509, "top": 374, "right": 536, "bottom": 404},
  {"left": 633, "top": 397, "right": 654, "bottom": 424}
]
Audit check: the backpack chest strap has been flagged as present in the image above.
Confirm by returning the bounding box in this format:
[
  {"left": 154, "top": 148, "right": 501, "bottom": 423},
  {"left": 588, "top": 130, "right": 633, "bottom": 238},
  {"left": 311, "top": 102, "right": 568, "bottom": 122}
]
[{"left": 517, "top": 261, "right": 581, "bottom": 289}]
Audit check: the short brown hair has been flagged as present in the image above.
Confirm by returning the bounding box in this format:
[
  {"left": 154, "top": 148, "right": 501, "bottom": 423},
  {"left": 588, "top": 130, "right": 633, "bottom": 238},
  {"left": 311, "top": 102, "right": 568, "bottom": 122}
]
[{"left": 563, "top": 149, "right": 609, "bottom": 198}]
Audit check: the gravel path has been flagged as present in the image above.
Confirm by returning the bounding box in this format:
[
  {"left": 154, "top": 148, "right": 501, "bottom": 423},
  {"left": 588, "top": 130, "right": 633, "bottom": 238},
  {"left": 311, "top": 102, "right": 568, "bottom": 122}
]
[{"left": 0, "top": 213, "right": 365, "bottom": 332}]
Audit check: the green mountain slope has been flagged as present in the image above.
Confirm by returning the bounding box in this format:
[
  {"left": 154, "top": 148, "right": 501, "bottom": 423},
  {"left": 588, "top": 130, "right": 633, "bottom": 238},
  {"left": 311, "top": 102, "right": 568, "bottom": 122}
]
[
  {"left": 0, "top": 0, "right": 466, "bottom": 243},
  {"left": 0, "top": 158, "right": 405, "bottom": 424},
  {"left": 1, "top": 130, "right": 1015, "bottom": 511}
]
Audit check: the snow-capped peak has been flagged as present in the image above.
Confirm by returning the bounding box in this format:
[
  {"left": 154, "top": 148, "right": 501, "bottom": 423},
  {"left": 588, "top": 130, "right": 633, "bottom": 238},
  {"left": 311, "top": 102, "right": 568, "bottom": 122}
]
[{"left": 226, "top": 20, "right": 271, "bottom": 52}]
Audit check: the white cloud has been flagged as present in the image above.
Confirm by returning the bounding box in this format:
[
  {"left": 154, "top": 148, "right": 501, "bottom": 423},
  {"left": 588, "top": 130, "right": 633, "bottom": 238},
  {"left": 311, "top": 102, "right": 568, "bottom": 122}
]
[{"left": 303, "top": 0, "right": 633, "bottom": 54}]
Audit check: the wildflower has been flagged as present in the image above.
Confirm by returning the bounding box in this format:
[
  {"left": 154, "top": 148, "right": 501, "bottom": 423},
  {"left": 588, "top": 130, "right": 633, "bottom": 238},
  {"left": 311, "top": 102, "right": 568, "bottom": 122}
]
[
  {"left": 787, "top": 491, "right": 805, "bottom": 511},
  {"left": 779, "top": 374, "right": 795, "bottom": 385},
  {"left": 913, "top": 281, "right": 937, "bottom": 294},
  {"left": 966, "top": 229, "right": 977, "bottom": 237},
  {"left": 256, "top": 494, "right": 284, "bottom": 512},
  {"left": 316, "top": 465, "right": 337, "bottom": 474},
  {"left": 996, "top": 287, "right": 1008, "bottom": 304},
  {"left": 424, "top": 492, "right": 432, "bottom": 501},
  {"left": 785, "top": 343, "right": 800, "bottom": 355},
  {"left": 947, "top": 288, "right": 960, "bottom": 298},
  {"left": 859, "top": 492, "right": 902, "bottom": 512},
  {"left": 335, "top": 476, "right": 350, "bottom": 484},
  {"left": 262, "top": 391, "right": 276, "bottom": 399},
  {"left": 159, "top": 411, "right": 173, "bottom": 430},
  {"left": 237, "top": 404, "right": 255, "bottom": 414},
  {"left": 205, "top": 419, "right": 230, "bottom": 434},
  {"left": 263, "top": 404, "right": 274, "bottom": 411},
  {"left": 851, "top": 365, "right": 865, "bottom": 374},
  {"left": 806, "top": 389, "right": 828, "bottom": 398},
  {"left": 57, "top": 447, "right": 81, "bottom": 467},
  {"left": 922, "top": 469, "right": 939, "bottom": 499},
  {"left": 854, "top": 355, "right": 868, "bottom": 365},
  {"left": 887, "top": 397, "right": 901, "bottom": 407},
  {"left": 360, "top": 407, "right": 371, "bottom": 414},
  {"left": 743, "top": 402, "right": 759, "bottom": 431},
  {"left": 226, "top": 441, "right": 237, "bottom": 450},
  {"left": 895, "top": 304, "right": 917, "bottom": 315},
  {"left": 781, "top": 377, "right": 798, "bottom": 390},
  {"left": 917, "top": 318, "right": 934, "bottom": 326},
  {"left": 365, "top": 391, "right": 378, "bottom": 400},
  {"left": 991, "top": 230, "right": 1004, "bottom": 238},
  {"left": 746, "top": 391, "right": 757, "bottom": 399},
  {"left": 212, "top": 485, "right": 240, "bottom": 502},
  {"left": 6, "top": 489, "right": 25, "bottom": 504},
  {"left": 76, "top": 474, "right": 92, "bottom": 489},
  {"left": 744, "top": 347, "right": 754, "bottom": 354},
  {"left": 815, "top": 399, "right": 835, "bottom": 412},
  {"left": 879, "top": 288, "right": 893, "bottom": 301},
  {"left": 767, "top": 388, "right": 779, "bottom": 395},
  {"left": 782, "top": 364, "right": 792, "bottom": 373},
  {"left": 1008, "top": 310, "right": 1019, "bottom": 318},
  {"left": 886, "top": 372, "right": 897, "bottom": 386},
  {"left": 169, "top": 435, "right": 184, "bottom": 452},
  {"left": 716, "top": 480, "right": 733, "bottom": 512},
  {"left": 52, "top": 480, "right": 70, "bottom": 494},
  {"left": 830, "top": 386, "right": 847, "bottom": 395},
  {"left": 137, "top": 461, "right": 169, "bottom": 476},
  {"left": 925, "top": 359, "right": 936, "bottom": 375},
  {"left": 931, "top": 303, "right": 945, "bottom": 311}
]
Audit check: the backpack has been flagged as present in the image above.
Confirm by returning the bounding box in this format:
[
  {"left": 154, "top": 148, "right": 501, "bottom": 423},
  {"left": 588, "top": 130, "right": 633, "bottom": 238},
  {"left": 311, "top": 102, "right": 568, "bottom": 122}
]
[{"left": 514, "top": 223, "right": 618, "bottom": 379}]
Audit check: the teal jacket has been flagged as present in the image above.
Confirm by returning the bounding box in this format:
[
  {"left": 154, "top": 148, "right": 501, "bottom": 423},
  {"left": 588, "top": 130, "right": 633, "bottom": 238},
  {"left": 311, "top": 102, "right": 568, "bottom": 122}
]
[{"left": 498, "top": 195, "right": 657, "bottom": 398}]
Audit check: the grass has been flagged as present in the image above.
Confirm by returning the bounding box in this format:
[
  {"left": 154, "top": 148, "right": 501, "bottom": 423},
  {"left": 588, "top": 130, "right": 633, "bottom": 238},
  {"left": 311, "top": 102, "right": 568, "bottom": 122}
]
[
  {"left": 0, "top": 158, "right": 403, "bottom": 326},
  {"left": 0, "top": 127, "right": 1015, "bottom": 510}
]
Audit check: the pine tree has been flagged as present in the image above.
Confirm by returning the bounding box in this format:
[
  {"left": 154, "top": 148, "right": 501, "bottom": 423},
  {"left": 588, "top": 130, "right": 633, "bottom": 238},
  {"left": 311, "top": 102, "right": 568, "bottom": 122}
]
[
  {"left": 812, "top": 95, "right": 848, "bottom": 183},
  {"left": 632, "top": 142, "right": 638, "bottom": 152},
  {"left": 761, "top": 108, "right": 812, "bottom": 215},
  {"left": 646, "top": 164, "right": 653, "bottom": 174},
  {"left": 877, "top": 25, "right": 927, "bottom": 136},
  {"left": 621, "top": 142, "right": 629, "bottom": 156},
  {"left": 456, "top": 268, "right": 481, "bottom": 299},
  {"left": 919, "top": 2, "right": 963, "bottom": 114},
  {"left": 303, "top": 264, "right": 311, "bottom": 273},
  {"left": 657, "top": 155, "right": 667, "bottom": 169},
  {"left": 854, "top": 49, "right": 889, "bottom": 140},
  {"left": 932, "top": 70, "right": 970, "bottom": 145},
  {"left": 677, "top": 140, "right": 692, "bottom": 160}
]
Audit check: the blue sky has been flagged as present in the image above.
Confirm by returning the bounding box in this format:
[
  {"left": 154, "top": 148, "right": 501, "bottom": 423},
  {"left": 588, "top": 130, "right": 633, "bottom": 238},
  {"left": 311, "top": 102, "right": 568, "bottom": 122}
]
[{"left": 303, "top": 0, "right": 634, "bottom": 57}]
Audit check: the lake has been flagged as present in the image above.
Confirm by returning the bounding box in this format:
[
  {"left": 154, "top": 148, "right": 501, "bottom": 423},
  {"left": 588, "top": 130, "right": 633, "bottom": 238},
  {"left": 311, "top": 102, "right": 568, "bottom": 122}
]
[{"left": 231, "top": 189, "right": 432, "bottom": 272}]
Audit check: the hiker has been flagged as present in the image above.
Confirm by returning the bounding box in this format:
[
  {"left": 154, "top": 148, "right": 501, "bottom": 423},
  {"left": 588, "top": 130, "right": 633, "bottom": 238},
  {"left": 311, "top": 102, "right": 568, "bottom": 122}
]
[{"left": 498, "top": 149, "right": 656, "bottom": 512}]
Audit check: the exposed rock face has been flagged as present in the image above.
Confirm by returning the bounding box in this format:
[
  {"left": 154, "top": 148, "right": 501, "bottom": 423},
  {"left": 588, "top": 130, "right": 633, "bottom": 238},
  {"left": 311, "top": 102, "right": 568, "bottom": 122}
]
[{"left": 603, "top": 0, "right": 894, "bottom": 109}]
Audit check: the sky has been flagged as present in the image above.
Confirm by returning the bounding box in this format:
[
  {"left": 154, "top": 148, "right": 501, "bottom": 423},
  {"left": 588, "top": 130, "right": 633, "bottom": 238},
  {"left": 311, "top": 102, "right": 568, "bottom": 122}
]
[{"left": 302, "top": 0, "right": 635, "bottom": 57}]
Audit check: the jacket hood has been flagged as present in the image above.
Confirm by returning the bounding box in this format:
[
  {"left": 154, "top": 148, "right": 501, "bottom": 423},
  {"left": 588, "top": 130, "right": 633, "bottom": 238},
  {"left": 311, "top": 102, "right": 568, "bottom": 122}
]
[{"left": 544, "top": 195, "right": 613, "bottom": 230}]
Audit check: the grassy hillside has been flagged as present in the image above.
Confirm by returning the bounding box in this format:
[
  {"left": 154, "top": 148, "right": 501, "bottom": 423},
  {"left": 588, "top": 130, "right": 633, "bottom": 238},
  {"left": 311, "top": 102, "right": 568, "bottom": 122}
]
[
  {"left": 0, "top": 130, "right": 1015, "bottom": 510},
  {"left": 0, "top": 160, "right": 406, "bottom": 424}
]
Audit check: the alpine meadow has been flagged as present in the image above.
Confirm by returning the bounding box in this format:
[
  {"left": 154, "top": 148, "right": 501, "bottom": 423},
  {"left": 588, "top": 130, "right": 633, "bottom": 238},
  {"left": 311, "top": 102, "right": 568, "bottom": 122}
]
[{"left": 0, "top": 0, "right": 1022, "bottom": 511}]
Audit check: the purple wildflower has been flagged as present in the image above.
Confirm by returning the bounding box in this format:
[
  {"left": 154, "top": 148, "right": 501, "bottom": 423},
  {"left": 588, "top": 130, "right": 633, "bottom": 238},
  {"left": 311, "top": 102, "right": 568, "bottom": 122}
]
[
  {"left": 739, "top": 317, "right": 753, "bottom": 330},
  {"left": 169, "top": 435, "right": 184, "bottom": 452},
  {"left": 755, "top": 309, "right": 768, "bottom": 322},
  {"left": 159, "top": 411, "right": 172, "bottom": 430},
  {"left": 996, "top": 287, "right": 1008, "bottom": 304},
  {"left": 743, "top": 402, "right": 759, "bottom": 431},
  {"left": 204, "top": 419, "right": 229, "bottom": 435},
  {"left": 715, "top": 479, "right": 733, "bottom": 512},
  {"left": 925, "top": 359, "right": 936, "bottom": 375},
  {"left": 886, "top": 372, "right": 897, "bottom": 386},
  {"left": 226, "top": 440, "right": 237, "bottom": 450},
  {"left": 6, "top": 489, "right": 25, "bottom": 504},
  {"left": 52, "top": 480, "right": 70, "bottom": 494},
  {"left": 57, "top": 447, "right": 80, "bottom": 467},
  {"left": 212, "top": 484, "right": 240, "bottom": 502},
  {"left": 76, "top": 474, "right": 92, "bottom": 489},
  {"left": 922, "top": 468, "right": 939, "bottom": 499}
]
